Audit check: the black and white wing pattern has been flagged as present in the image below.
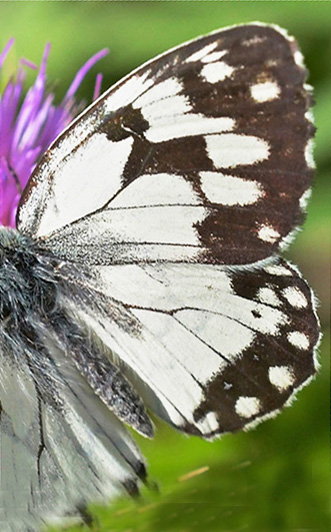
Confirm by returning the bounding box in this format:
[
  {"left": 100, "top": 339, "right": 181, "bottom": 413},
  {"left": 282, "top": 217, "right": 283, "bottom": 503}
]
[
  {"left": 60, "top": 257, "right": 319, "bottom": 437},
  {"left": 0, "top": 320, "right": 146, "bottom": 532},
  {"left": 5, "top": 22, "right": 319, "bottom": 530},
  {"left": 17, "top": 23, "right": 314, "bottom": 266}
]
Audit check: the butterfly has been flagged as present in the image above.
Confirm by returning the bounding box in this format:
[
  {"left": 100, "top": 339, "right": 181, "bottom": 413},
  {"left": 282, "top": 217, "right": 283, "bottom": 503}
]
[{"left": 0, "top": 23, "right": 320, "bottom": 531}]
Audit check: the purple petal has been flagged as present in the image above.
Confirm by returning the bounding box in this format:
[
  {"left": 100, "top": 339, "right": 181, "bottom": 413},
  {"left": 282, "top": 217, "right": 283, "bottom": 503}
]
[
  {"left": 20, "top": 58, "right": 37, "bottom": 70},
  {"left": 0, "top": 41, "right": 108, "bottom": 227},
  {"left": 64, "top": 48, "right": 108, "bottom": 101},
  {"left": 0, "top": 38, "right": 14, "bottom": 69},
  {"left": 93, "top": 73, "right": 103, "bottom": 101}
]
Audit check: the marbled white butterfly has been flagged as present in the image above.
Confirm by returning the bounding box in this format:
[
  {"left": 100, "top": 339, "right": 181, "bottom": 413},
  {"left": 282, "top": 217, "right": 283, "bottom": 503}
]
[{"left": 0, "top": 23, "right": 320, "bottom": 531}]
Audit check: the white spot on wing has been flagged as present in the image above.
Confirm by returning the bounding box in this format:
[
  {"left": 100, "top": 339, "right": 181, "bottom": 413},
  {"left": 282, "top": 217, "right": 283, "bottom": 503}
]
[
  {"left": 282, "top": 286, "right": 308, "bottom": 309},
  {"left": 185, "top": 42, "right": 218, "bottom": 63},
  {"left": 257, "top": 287, "right": 281, "bottom": 307},
  {"left": 205, "top": 134, "right": 270, "bottom": 168},
  {"left": 247, "top": 304, "right": 287, "bottom": 335},
  {"left": 235, "top": 396, "right": 261, "bottom": 418},
  {"left": 269, "top": 366, "right": 295, "bottom": 391},
  {"left": 258, "top": 224, "right": 280, "bottom": 244},
  {"left": 287, "top": 331, "right": 310, "bottom": 350},
  {"left": 201, "top": 61, "right": 235, "bottom": 83},
  {"left": 250, "top": 80, "right": 280, "bottom": 103},
  {"left": 199, "top": 172, "right": 263, "bottom": 205}
]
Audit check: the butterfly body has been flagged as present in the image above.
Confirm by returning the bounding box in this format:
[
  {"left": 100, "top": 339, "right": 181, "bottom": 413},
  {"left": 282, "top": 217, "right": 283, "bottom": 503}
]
[
  {"left": 0, "top": 24, "right": 320, "bottom": 531},
  {"left": 0, "top": 227, "right": 58, "bottom": 337}
]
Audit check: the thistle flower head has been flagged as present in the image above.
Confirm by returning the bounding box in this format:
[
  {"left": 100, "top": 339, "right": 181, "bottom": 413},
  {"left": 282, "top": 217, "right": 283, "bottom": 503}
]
[{"left": 0, "top": 40, "right": 107, "bottom": 227}]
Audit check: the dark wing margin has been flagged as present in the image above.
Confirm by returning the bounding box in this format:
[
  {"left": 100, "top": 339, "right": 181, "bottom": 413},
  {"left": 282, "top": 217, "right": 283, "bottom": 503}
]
[
  {"left": 17, "top": 23, "right": 315, "bottom": 266},
  {"left": 192, "top": 260, "right": 320, "bottom": 435}
]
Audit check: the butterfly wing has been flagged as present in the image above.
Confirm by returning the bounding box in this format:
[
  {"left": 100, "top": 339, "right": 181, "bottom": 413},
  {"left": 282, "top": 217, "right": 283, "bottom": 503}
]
[
  {"left": 15, "top": 23, "right": 319, "bottom": 435},
  {"left": 59, "top": 258, "right": 319, "bottom": 438},
  {"left": 4, "top": 23, "right": 319, "bottom": 532},
  {"left": 17, "top": 24, "right": 314, "bottom": 266},
  {"left": 0, "top": 324, "right": 145, "bottom": 531}
]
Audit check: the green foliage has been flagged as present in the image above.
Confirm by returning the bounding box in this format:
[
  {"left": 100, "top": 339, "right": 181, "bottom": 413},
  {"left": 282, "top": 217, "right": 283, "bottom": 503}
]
[{"left": 1, "top": 2, "right": 329, "bottom": 531}]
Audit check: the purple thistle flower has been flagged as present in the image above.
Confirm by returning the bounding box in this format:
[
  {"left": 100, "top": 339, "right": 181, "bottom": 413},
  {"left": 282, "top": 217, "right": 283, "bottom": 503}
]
[{"left": 0, "top": 40, "right": 108, "bottom": 227}]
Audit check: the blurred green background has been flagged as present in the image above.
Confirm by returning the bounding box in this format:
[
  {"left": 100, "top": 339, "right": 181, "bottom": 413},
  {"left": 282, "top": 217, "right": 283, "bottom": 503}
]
[{"left": 1, "top": 1, "right": 329, "bottom": 531}]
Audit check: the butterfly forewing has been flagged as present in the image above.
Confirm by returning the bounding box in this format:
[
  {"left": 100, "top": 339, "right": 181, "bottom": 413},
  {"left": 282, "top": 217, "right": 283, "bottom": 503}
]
[{"left": 17, "top": 24, "right": 314, "bottom": 266}]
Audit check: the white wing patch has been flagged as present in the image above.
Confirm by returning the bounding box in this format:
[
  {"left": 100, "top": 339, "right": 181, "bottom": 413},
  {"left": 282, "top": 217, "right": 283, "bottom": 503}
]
[
  {"left": 90, "top": 263, "right": 233, "bottom": 311},
  {"left": 104, "top": 70, "right": 154, "bottom": 113},
  {"left": 143, "top": 113, "right": 235, "bottom": 143},
  {"left": 93, "top": 263, "right": 288, "bottom": 337},
  {"left": 175, "top": 308, "right": 255, "bottom": 358},
  {"left": 282, "top": 286, "right": 308, "bottom": 309},
  {"left": 133, "top": 77, "right": 183, "bottom": 108},
  {"left": 268, "top": 365, "right": 295, "bottom": 391},
  {"left": 287, "top": 331, "right": 310, "bottom": 350},
  {"left": 205, "top": 134, "right": 270, "bottom": 168},
  {"left": 201, "top": 62, "right": 236, "bottom": 83},
  {"left": 67, "top": 303, "right": 215, "bottom": 432},
  {"left": 95, "top": 206, "right": 206, "bottom": 245},
  {"left": 305, "top": 138, "right": 315, "bottom": 169},
  {"left": 235, "top": 396, "right": 261, "bottom": 418},
  {"left": 201, "top": 50, "right": 228, "bottom": 63},
  {"left": 110, "top": 173, "right": 200, "bottom": 208},
  {"left": 257, "top": 286, "right": 281, "bottom": 307},
  {"left": 250, "top": 80, "right": 281, "bottom": 102},
  {"left": 131, "top": 308, "right": 225, "bottom": 382},
  {"left": 35, "top": 135, "right": 133, "bottom": 237},
  {"left": 133, "top": 77, "right": 234, "bottom": 142},
  {"left": 199, "top": 171, "right": 263, "bottom": 205},
  {"left": 257, "top": 224, "right": 281, "bottom": 243},
  {"left": 185, "top": 42, "right": 219, "bottom": 63},
  {"left": 264, "top": 264, "right": 293, "bottom": 276}
]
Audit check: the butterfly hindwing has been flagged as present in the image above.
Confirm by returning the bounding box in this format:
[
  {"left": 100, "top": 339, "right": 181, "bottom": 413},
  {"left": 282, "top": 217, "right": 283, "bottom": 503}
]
[
  {"left": 59, "top": 258, "right": 319, "bottom": 438},
  {"left": 17, "top": 24, "right": 314, "bottom": 266}
]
